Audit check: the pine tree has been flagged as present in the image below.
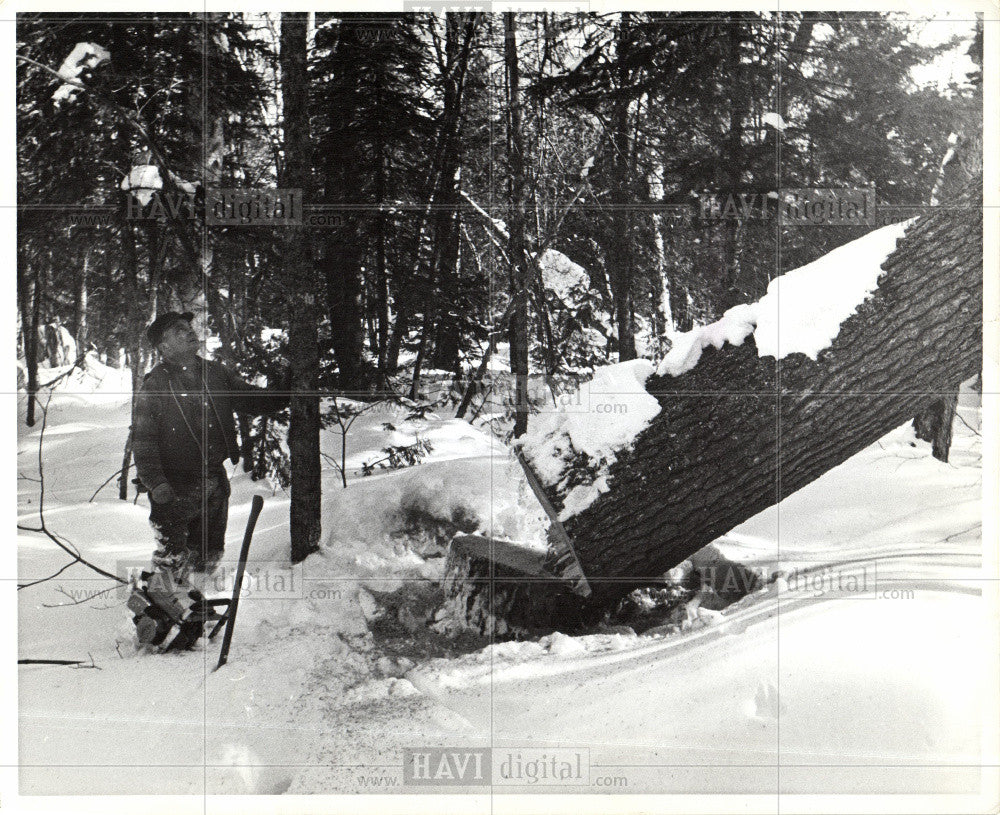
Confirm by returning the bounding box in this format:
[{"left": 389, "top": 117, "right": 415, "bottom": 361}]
[{"left": 312, "top": 13, "right": 435, "bottom": 389}]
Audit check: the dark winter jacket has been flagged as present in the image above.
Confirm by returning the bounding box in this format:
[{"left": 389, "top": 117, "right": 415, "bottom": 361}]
[{"left": 132, "top": 357, "right": 288, "bottom": 492}]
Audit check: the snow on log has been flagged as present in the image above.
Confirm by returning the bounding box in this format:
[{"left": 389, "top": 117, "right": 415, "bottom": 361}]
[
  {"left": 445, "top": 181, "right": 982, "bottom": 633},
  {"left": 655, "top": 217, "right": 914, "bottom": 374},
  {"left": 563, "top": 182, "right": 982, "bottom": 600}
]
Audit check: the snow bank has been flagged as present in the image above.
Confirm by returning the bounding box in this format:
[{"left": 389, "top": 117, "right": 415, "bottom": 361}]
[
  {"left": 315, "top": 407, "right": 551, "bottom": 553},
  {"left": 657, "top": 219, "right": 914, "bottom": 376},
  {"left": 520, "top": 359, "right": 661, "bottom": 520},
  {"left": 24, "top": 351, "right": 132, "bottom": 401}
]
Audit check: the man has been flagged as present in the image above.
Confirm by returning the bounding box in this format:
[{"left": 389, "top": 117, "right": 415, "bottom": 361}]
[{"left": 128, "top": 311, "right": 288, "bottom": 648}]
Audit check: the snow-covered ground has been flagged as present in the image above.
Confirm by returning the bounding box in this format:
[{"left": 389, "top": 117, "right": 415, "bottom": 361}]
[{"left": 15, "top": 362, "right": 996, "bottom": 804}]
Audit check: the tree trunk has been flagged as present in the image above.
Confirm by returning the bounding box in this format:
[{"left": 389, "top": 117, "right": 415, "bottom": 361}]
[
  {"left": 430, "top": 209, "right": 463, "bottom": 374},
  {"left": 73, "top": 249, "right": 90, "bottom": 354},
  {"left": 779, "top": 14, "right": 817, "bottom": 121},
  {"left": 320, "top": 234, "right": 365, "bottom": 390},
  {"left": 27, "top": 270, "right": 42, "bottom": 424},
  {"left": 119, "top": 216, "right": 144, "bottom": 498},
  {"left": 409, "top": 308, "right": 433, "bottom": 401},
  {"left": 649, "top": 161, "right": 674, "bottom": 349},
  {"left": 17, "top": 246, "right": 42, "bottom": 426},
  {"left": 386, "top": 204, "right": 434, "bottom": 378},
  {"left": 505, "top": 12, "right": 530, "bottom": 438},
  {"left": 373, "top": 85, "right": 389, "bottom": 388},
  {"left": 119, "top": 347, "right": 145, "bottom": 500},
  {"left": 911, "top": 128, "right": 971, "bottom": 444},
  {"left": 119, "top": 429, "right": 135, "bottom": 501},
  {"left": 387, "top": 13, "right": 477, "bottom": 383},
  {"left": 720, "top": 18, "right": 747, "bottom": 311},
  {"left": 445, "top": 182, "right": 982, "bottom": 633},
  {"left": 281, "top": 12, "right": 322, "bottom": 563},
  {"left": 913, "top": 392, "right": 959, "bottom": 462},
  {"left": 385, "top": 297, "right": 410, "bottom": 377},
  {"left": 605, "top": 19, "right": 637, "bottom": 361},
  {"left": 456, "top": 301, "right": 514, "bottom": 420},
  {"left": 239, "top": 414, "right": 254, "bottom": 472}
]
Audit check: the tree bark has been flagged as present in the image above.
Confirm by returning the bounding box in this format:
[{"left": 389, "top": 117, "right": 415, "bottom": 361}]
[
  {"left": 429, "top": 208, "right": 463, "bottom": 375},
  {"left": 17, "top": 242, "right": 42, "bottom": 426},
  {"left": 119, "top": 346, "right": 145, "bottom": 501},
  {"left": 649, "top": 161, "right": 674, "bottom": 348},
  {"left": 410, "top": 13, "right": 475, "bottom": 395},
  {"left": 387, "top": 13, "right": 478, "bottom": 382},
  {"left": 73, "top": 249, "right": 90, "bottom": 354},
  {"left": 445, "top": 182, "right": 982, "bottom": 633},
  {"left": 119, "top": 218, "right": 143, "bottom": 499},
  {"left": 281, "top": 12, "right": 322, "bottom": 563},
  {"left": 315, "top": 23, "right": 367, "bottom": 392},
  {"left": 373, "top": 77, "right": 389, "bottom": 388}
]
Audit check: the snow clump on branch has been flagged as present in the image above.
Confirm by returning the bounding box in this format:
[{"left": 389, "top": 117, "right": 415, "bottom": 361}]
[
  {"left": 120, "top": 165, "right": 198, "bottom": 205},
  {"left": 52, "top": 42, "right": 110, "bottom": 106}
]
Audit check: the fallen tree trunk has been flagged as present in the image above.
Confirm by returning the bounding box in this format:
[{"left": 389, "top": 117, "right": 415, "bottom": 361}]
[{"left": 443, "top": 182, "right": 982, "bottom": 634}]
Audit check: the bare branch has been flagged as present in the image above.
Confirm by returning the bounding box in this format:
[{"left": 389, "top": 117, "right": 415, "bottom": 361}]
[
  {"left": 18, "top": 393, "right": 127, "bottom": 587},
  {"left": 88, "top": 469, "right": 122, "bottom": 503},
  {"left": 41, "top": 585, "right": 120, "bottom": 607}
]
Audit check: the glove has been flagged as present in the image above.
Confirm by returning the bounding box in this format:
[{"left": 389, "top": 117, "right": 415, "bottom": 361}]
[{"left": 151, "top": 482, "right": 177, "bottom": 504}]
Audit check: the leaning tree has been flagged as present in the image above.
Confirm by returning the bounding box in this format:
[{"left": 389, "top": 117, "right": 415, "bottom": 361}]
[{"left": 443, "top": 180, "right": 983, "bottom": 635}]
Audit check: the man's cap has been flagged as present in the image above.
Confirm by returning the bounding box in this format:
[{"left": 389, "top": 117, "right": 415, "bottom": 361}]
[{"left": 147, "top": 311, "right": 194, "bottom": 346}]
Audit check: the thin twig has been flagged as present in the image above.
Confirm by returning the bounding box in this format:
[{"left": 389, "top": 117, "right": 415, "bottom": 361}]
[
  {"left": 18, "top": 393, "right": 126, "bottom": 587},
  {"left": 319, "top": 451, "right": 345, "bottom": 476},
  {"left": 18, "top": 559, "right": 77, "bottom": 590},
  {"left": 42, "top": 585, "right": 120, "bottom": 608},
  {"left": 71, "top": 653, "right": 101, "bottom": 670},
  {"left": 944, "top": 523, "right": 980, "bottom": 543},
  {"left": 88, "top": 469, "right": 122, "bottom": 502},
  {"left": 37, "top": 350, "right": 89, "bottom": 389},
  {"left": 955, "top": 411, "right": 981, "bottom": 437}
]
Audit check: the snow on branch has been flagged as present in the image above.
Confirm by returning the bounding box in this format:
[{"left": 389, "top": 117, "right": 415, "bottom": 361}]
[
  {"left": 52, "top": 42, "right": 110, "bottom": 107},
  {"left": 762, "top": 112, "right": 787, "bottom": 131},
  {"left": 460, "top": 190, "right": 508, "bottom": 239},
  {"left": 120, "top": 164, "right": 198, "bottom": 205}
]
